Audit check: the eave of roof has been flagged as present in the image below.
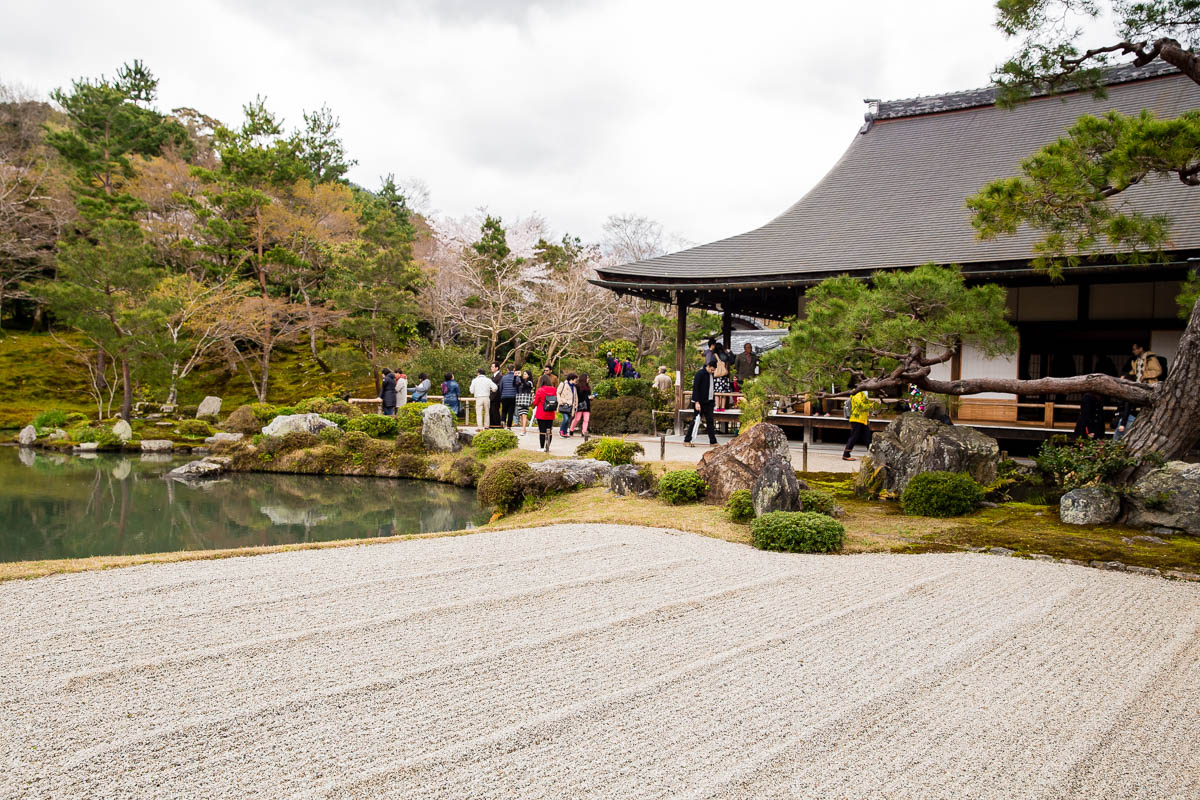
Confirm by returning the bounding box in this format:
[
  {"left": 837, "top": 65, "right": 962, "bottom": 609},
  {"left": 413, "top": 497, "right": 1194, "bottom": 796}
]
[{"left": 597, "top": 62, "right": 1200, "bottom": 287}]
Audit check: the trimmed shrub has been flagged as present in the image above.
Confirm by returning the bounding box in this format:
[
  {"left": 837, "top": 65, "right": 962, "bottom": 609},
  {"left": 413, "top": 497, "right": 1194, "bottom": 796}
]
[
  {"left": 397, "top": 402, "right": 435, "bottom": 433},
  {"left": 176, "top": 419, "right": 213, "bottom": 438},
  {"left": 751, "top": 511, "right": 845, "bottom": 553},
  {"left": 576, "top": 436, "right": 644, "bottom": 465},
  {"left": 636, "top": 463, "right": 658, "bottom": 492},
  {"left": 249, "top": 403, "right": 279, "bottom": 423},
  {"left": 589, "top": 396, "right": 654, "bottom": 435},
  {"left": 477, "top": 459, "right": 534, "bottom": 513},
  {"left": 32, "top": 409, "right": 68, "bottom": 432},
  {"left": 279, "top": 431, "right": 319, "bottom": 453},
  {"left": 64, "top": 412, "right": 89, "bottom": 425},
  {"left": 725, "top": 489, "right": 755, "bottom": 523},
  {"left": 899, "top": 471, "right": 985, "bottom": 517},
  {"left": 446, "top": 455, "right": 484, "bottom": 487},
  {"left": 657, "top": 469, "right": 708, "bottom": 505},
  {"left": 319, "top": 412, "right": 348, "bottom": 428},
  {"left": 798, "top": 489, "right": 836, "bottom": 516},
  {"left": 318, "top": 427, "right": 344, "bottom": 445},
  {"left": 345, "top": 414, "right": 399, "bottom": 439},
  {"left": 473, "top": 428, "right": 519, "bottom": 458},
  {"left": 341, "top": 430, "right": 373, "bottom": 452},
  {"left": 592, "top": 377, "right": 655, "bottom": 399},
  {"left": 294, "top": 396, "right": 338, "bottom": 414},
  {"left": 391, "top": 452, "right": 430, "bottom": 479},
  {"left": 1034, "top": 436, "right": 1137, "bottom": 491},
  {"left": 224, "top": 405, "right": 264, "bottom": 434},
  {"left": 394, "top": 431, "right": 427, "bottom": 454}
]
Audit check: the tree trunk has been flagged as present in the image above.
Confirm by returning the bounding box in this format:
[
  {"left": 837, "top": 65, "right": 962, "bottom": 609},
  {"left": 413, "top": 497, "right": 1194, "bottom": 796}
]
[
  {"left": 167, "top": 361, "right": 180, "bottom": 406},
  {"left": 1122, "top": 295, "right": 1200, "bottom": 464},
  {"left": 258, "top": 349, "right": 271, "bottom": 402},
  {"left": 120, "top": 358, "right": 132, "bottom": 421}
]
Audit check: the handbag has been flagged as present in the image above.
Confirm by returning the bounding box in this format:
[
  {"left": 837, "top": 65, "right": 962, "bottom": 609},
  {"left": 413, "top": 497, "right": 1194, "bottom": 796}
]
[{"left": 714, "top": 358, "right": 728, "bottom": 378}]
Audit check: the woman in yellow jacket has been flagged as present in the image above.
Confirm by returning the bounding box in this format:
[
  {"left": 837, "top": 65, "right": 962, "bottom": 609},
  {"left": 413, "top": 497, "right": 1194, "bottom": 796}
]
[{"left": 842, "top": 387, "right": 873, "bottom": 462}]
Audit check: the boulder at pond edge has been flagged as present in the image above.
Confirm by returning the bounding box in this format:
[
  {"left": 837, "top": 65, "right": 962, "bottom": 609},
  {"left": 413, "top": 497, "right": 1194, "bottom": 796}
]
[
  {"left": 697, "top": 423, "right": 793, "bottom": 504},
  {"left": 1059, "top": 487, "right": 1121, "bottom": 526},
  {"left": 529, "top": 459, "right": 613, "bottom": 493},
  {"left": 17, "top": 425, "right": 36, "bottom": 446},
  {"left": 857, "top": 413, "right": 998, "bottom": 498},
  {"left": 1125, "top": 461, "right": 1200, "bottom": 535},
  {"left": 261, "top": 413, "right": 338, "bottom": 437},
  {"left": 752, "top": 454, "right": 801, "bottom": 516},
  {"left": 112, "top": 419, "right": 133, "bottom": 442},
  {"left": 421, "top": 404, "right": 461, "bottom": 452}
]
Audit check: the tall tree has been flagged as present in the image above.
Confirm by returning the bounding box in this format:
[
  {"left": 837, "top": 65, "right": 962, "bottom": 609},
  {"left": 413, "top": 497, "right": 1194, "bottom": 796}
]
[{"left": 968, "top": 0, "right": 1200, "bottom": 463}]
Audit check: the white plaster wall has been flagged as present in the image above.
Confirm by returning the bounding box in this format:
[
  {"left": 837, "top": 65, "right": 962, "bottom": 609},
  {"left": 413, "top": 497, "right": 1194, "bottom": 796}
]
[
  {"left": 1151, "top": 330, "right": 1182, "bottom": 363},
  {"left": 960, "top": 343, "right": 1018, "bottom": 400}
]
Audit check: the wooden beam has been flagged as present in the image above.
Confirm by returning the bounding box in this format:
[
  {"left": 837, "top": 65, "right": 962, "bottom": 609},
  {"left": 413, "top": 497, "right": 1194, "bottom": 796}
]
[
  {"left": 674, "top": 292, "right": 690, "bottom": 436},
  {"left": 721, "top": 307, "right": 732, "bottom": 350}
]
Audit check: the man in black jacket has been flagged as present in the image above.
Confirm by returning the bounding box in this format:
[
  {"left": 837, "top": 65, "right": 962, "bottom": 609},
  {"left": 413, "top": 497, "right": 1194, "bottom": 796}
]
[
  {"left": 684, "top": 362, "right": 718, "bottom": 446},
  {"left": 379, "top": 369, "right": 397, "bottom": 416}
]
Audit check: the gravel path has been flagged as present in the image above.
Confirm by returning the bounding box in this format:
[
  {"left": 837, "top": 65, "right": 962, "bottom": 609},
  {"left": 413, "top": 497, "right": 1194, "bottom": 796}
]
[{"left": 3, "top": 524, "right": 1198, "bottom": 799}]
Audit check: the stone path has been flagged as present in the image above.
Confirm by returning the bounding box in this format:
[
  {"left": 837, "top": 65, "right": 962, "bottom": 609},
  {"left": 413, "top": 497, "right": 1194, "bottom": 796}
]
[{"left": 3, "top": 524, "right": 1198, "bottom": 799}]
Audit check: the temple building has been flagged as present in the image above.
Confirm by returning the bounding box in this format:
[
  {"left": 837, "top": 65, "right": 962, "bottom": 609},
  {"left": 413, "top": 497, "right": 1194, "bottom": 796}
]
[{"left": 594, "top": 62, "right": 1197, "bottom": 430}]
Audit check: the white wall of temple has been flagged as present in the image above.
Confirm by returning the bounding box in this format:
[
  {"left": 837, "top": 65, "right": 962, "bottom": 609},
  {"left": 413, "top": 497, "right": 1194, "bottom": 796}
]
[{"left": 925, "top": 345, "right": 1019, "bottom": 400}]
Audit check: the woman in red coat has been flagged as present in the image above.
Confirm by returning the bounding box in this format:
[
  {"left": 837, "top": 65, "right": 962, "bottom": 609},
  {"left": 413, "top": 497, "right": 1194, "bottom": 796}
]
[{"left": 532, "top": 375, "right": 558, "bottom": 452}]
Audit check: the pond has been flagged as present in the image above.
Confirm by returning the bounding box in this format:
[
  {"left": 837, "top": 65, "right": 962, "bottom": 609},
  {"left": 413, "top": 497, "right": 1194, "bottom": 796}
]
[{"left": 0, "top": 446, "right": 489, "bottom": 563}]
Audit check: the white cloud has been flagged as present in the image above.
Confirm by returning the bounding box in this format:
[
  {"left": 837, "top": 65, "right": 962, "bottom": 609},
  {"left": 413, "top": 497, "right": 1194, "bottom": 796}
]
[{"left": 1, "top": 0, "right": 1019, "bottom": 247}]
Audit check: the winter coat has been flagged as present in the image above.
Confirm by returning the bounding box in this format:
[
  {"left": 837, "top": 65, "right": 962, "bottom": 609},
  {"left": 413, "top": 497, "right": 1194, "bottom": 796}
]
[
  {"left": 534, "top": 385, "right": 557, "bottom": 421},
  {"left": 379, "top": 374, "right": 397, "bottom": 406},
  {"left": 691, "top": 368, "right": 715, "bottom": 405}
]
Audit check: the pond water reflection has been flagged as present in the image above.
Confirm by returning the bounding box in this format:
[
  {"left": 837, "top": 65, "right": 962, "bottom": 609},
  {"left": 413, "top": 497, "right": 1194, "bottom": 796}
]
[{"left": 0, "top": 447, "right": 488, "bottom": 562}]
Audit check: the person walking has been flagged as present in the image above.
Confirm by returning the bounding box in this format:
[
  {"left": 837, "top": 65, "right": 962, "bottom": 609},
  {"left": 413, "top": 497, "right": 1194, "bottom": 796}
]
[
  {"left": 568, "top": 373, "right": 592, "bottom": 438},
  {"left": 533, "top": 375, "right": 558, "bottom": 452},
  {"left": 412, "top": 373, "right": 431, "bottom": 402},
  {"left": 498, "top": 365, "right": 520, "bottom": 428},
  {"left": 734, "top": 342, "right": 758, "bottom": 385},
  {"left": 653, "top": 365, "right": 673, "bottom": 396},
  {"left": 469, "top": 368, "right": 497, "bottom": 429},
  {"left": 621, "top": 357, "right": 638, "bottom": 379},
  {"left": 379, "top": 369, "right": 397, "bottom": 416},
  {"left": 684, "top": 361, "right": 718, "bottom": 447},
  {"left": 394, "top": 371, "right": 408, "bottom": 407},
  {"left": 605, "top": 351, "right": 618, "bottom": 378},
  {"left": 556, "top": 372, "right": 578, "bottom": 437},
  {"left": 441, "top": 372, "right": 461, "bottom": 416},
  {"left": 842, "top": 386, "right": 873, "bottom": 461},
  {"left": 514, "top": 369, "right": 535, "bottom": 436}
]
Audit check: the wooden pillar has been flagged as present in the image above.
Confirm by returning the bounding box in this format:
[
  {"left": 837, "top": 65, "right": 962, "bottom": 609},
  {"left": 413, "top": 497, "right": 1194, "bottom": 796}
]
[
  {"left": 674, "top": 292, "right": 690, "bottom": 436},
  {"left": 721, "top": 306, "right": 732, "bottom": 351}
]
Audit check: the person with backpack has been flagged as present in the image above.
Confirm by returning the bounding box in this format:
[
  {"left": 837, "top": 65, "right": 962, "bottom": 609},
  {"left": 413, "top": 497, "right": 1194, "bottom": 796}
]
[
  {"left": 533, "top": 375, "right": 559, "bottom": 451},
  {"left": 842, "top": 384, "right": 873, "bottom": 462},
  {"left": 605, "top": 351, "right": 618, "bottom": 378},
  {"left": 621, "top": 357, "right": 638, "bottom": 379},
  {"left": 441, "top": 372, "right": 461, "bottom": 416},
  {"left": 1128, "top": 341, "right": 1166, "bottom": 385},
  {"left": 412, "top": 373, "right": 431, "bottom": 402}
]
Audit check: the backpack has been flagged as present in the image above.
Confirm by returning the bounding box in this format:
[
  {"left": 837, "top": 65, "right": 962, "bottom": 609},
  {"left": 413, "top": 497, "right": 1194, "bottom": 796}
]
[
  {"left": 541, "top": 391, "right": 558, "bottom": 413},
  {"left": 843, "top": 396, "right": 853, "bottom": 419}
]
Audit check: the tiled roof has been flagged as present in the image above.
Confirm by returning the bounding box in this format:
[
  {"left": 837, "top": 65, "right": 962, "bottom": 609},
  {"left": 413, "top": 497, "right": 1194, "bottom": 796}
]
[{"left": 597, "top": 63, "right": 1200, "bottom": 286}]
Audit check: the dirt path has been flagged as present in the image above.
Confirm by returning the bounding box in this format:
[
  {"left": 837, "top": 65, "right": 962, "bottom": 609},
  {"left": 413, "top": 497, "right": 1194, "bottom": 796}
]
[{"left": 3, "top": 524, "right": 1198, "bottom": 799}]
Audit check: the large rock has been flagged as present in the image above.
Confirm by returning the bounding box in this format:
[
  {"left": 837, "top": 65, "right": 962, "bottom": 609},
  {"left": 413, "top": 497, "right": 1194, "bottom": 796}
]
[
  {"left": 421, "top": 404, "right": 461, "bottom": 453},
  {"left": 112, "top": 418, "right": 133, "bottom": 442},
  {"left": 47, "top": 428, "right": 67, "bottom": 441},
  {"left": 196, "top": 396, "right": 222, "bottom": 418},
  {"left": 696, "top": 423, "right": 792, "bottom": 504},
  {"left": 17, "top": 425, "right": 36, "bottom": 446},
  {"left": 1060, "top": 487, "right": 1121, "bottom": 526},
  {"left": 261, "top": 413, "right": 337, "bottom": 438},
  {"left": 528, "top": 458, "right": 613, "bottom": 493},
  {"left": 140, "top": 439, "right": 175, "bottom": 452},
  {"left": 753, "top": 454, "right": 801, "bottom": 516},
  {"left": 609, "top": 464, "right": 651, "bottom": 496},
  {"left": 167, "top": 458, "right": 225, "bottom": 480},
  {"left": 857, "top": 413, "right": 999, "bottom": 498},
  {"left": 1125, "top": 461, "right": 1200, "bottom": 535}
]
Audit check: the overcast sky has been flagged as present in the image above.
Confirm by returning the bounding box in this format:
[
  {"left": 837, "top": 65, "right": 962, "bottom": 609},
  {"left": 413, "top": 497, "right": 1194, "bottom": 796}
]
[{"left": 4, "top": 0, "right": 1024, "bottom": 246}]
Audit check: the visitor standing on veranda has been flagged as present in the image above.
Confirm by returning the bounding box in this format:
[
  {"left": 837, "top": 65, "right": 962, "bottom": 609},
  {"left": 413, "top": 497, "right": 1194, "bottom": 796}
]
[
  {"left": 394, "top": 371, "right": 407, "bottom": 407},
  {"left": 441, "top": 373, "right": 461, "bottom": 416},
  {"left": 470, "top": 368, "right": 498, "bottom": 429}
]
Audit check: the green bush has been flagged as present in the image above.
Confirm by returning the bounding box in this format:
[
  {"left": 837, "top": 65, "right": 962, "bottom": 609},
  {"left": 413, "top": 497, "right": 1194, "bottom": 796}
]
[
  {"left": 390, "top": 452, "right": 430, "bottom": 479},
  {"left": 473, "top": 428, "right": 519, "bottom": 458},
  {"left": 273, "top": 405, "right": 297, "bottom": 417},
  {"left": 345, "top": 414, "right": 399, "bottom": 439},
  {"left": 341, "top": 430, "right": 372, "bottom": 452},
  {"left": 477, "top": 459, "right": 534, "bottom": 513},
  {"left": 176, "top": 419, "right": 213, "bottom": 438},
  {"left": 592, "top": 377, "right": 655, "bottom": 399},
  {"left": 223, "top": 405, "right": 264, "bottom": 435},
  {"left": 574, "top": 436, "right": 644, "bottom": 465},
  {"left": 249, "top": 403, "right": 279, "bottom": 423},
  {"left": 899, "top": 471, "right": 985, "bottom": 517},
  {"left": 64, "top": 412, "right": 89, "bottom": 425},
  {"left": 1034, "top": 436, "right": 1137, "bottom": 491},
  {"left": 397, "top": 401, "right": 435, "bottom": 433},
  {"left": 588, "top": 396, "right": 654, "bottom": 435},
  {"left": 751, "top": 511, "right": 845, "bottom": 553},
  {"left": 72, "top": 426, "right": 122, "bottom": 447},
  {"left": 322, "top": 412, "right": 349, "bottom": 428},
  {"left": 32, "top": 409, "right": 68, "bottom": 432},
  {"left": 657, "top": 469, "right": 708, "bottom": 504},
  {"left": 446, "top": 455, "right": 484, "bottom": 487},
  {"left": 294, "top": 396, "right": 339, "bottom": 414},
  {"left": 798, "top": 489, "right": 836, "bottom": 516},
  {"left": 318, "top": 427, "right": 344, "bottom": 445},
  {"left": 725, "top": 489, "right": 755, "bottom": 523},
  {"left": 637, "top": 462, "right": 658, "bottom": 492},
  {"left": 394, "top": 431, "right": 427, "bottom": 454},
  {"left": 279, "top": 431, "right": 319, "bottom": 453}
]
